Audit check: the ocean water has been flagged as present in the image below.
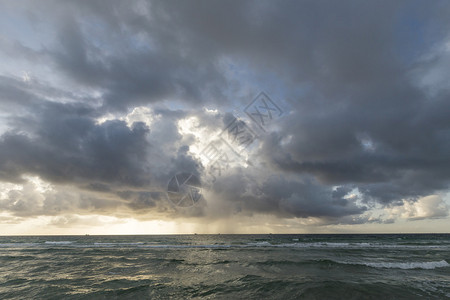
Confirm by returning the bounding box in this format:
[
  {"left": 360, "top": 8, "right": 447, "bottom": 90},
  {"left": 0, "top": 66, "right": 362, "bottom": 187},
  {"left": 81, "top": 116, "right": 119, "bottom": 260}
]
[{"left": 0, "top": 234, "right": 449, "bottom": 299}]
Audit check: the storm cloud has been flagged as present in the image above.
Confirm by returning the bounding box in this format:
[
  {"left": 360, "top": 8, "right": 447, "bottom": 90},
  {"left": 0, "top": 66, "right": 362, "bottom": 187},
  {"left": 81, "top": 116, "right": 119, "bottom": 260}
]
[{"left": 0, "top": 0, "right": 449, "bottom": 231}]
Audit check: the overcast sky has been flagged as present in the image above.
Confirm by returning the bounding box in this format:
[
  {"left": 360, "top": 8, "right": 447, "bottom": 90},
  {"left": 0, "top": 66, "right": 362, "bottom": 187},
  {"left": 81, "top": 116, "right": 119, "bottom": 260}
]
[{"left": 0, "top": 0, "right": 449, "bottom": 234}]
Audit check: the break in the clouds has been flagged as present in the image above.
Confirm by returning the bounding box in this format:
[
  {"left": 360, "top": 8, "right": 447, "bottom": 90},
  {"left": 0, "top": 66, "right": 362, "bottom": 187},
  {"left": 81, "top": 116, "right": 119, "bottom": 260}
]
[{"left": 0, "top": 0, "right": 449, "bottom": 233}]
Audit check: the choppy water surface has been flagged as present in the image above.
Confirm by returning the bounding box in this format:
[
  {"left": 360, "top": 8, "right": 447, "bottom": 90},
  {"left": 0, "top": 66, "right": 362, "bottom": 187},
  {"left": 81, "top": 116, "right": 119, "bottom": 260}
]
[{"left": 0, "top": 234, "right": 449, "bottom": 299}]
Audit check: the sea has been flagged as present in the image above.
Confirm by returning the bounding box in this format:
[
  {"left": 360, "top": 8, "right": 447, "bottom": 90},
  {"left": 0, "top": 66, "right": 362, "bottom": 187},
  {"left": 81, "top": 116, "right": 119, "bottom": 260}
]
[{"left": 0, "top": 234, "right": 449, "bottom": 299}]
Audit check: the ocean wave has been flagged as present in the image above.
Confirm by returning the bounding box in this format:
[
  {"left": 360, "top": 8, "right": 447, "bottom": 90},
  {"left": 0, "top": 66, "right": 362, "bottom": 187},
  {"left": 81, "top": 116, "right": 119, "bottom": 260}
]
[
  {"left": 275, "top": 242, "right": 449, "bottom": 250},
  {"left": 249, "top": 241, "right": 392, "bottom": 248},
  {"left": 0, "top": 243, "right": 40, "bottom": 248},
  {"left": 93, "top": 242, "right": 144, "bottom": 246},
  {"left": 137, "top": 244, "right": 232, "bottom": 248},
  {"left": 0, "top": 241, "right": 448, "bottom": 250},
  {"left": 303, "top": 259, "right": 450, "bottom": 270},
  {"left": 361, "top": 260, "right": 449, "bottom": 270},
  {"left": 247, "top": 241, "right": 272, "bottom": 246},
  {"left": 44, "top": 241, "right": 73, "bottom": 245}
]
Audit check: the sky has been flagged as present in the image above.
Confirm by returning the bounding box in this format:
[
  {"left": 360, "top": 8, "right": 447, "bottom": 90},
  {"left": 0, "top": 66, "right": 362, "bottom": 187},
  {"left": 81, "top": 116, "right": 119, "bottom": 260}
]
[{"left": 0, "top": 0, "right": 449, "bottom": 235}]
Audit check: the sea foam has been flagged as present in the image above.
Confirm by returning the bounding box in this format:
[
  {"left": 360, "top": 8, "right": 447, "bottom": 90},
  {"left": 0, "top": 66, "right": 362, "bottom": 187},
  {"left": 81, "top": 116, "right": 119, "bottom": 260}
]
[
  {"left": 362, "top": 260, "right": 449, "bottom": 270},
  {"left": 44, "top": 241, "right": 73, "bottom": 245}
]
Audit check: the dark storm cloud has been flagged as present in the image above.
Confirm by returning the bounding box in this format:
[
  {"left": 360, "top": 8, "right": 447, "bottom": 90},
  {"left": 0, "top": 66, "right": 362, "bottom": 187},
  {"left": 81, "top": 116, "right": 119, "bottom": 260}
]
[
  {"left": 39, "top": 1, "right": 229, "bottom": 112},
  {"left": 0, "top": 0, "right": 449, "bottom": 222},
  {"left": 258, "top": 74, "right": 450, "bottom": 203},
  {"left": 210, "top": 171, "right": 366, "bottom": 220},
  {"left": 0, "top": 92, "right": 203, "bottom": 216},
  {"left": 0, "top": 82, "right": 201, "bottom": 185},
  {"left": 0, "top": 100, "right": 149, "bottom": 185}
]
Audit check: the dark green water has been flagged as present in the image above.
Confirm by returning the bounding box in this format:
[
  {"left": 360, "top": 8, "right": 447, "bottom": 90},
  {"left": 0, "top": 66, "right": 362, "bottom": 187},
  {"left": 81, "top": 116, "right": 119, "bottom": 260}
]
[{"left": 0, "top": 234, "right": 449, "bottom": 299}]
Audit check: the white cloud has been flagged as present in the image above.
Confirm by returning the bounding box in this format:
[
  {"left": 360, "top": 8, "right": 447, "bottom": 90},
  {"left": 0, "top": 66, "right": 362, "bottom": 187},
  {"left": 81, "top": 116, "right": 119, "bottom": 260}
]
[{"left": 387, "top": 195, "right": 449, "bottom": 220}]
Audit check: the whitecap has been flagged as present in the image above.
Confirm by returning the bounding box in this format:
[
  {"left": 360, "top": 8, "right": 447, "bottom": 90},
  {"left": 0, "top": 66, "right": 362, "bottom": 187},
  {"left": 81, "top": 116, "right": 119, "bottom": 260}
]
[
  {"left": 362, "top": 260, "right": 449, "bottom": 270},
  {"left": 44, "top": 241, "right": 73, "bottom": 245},
  {"left": 247, "top": 241, "right": 272, "bottom": 246}
]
